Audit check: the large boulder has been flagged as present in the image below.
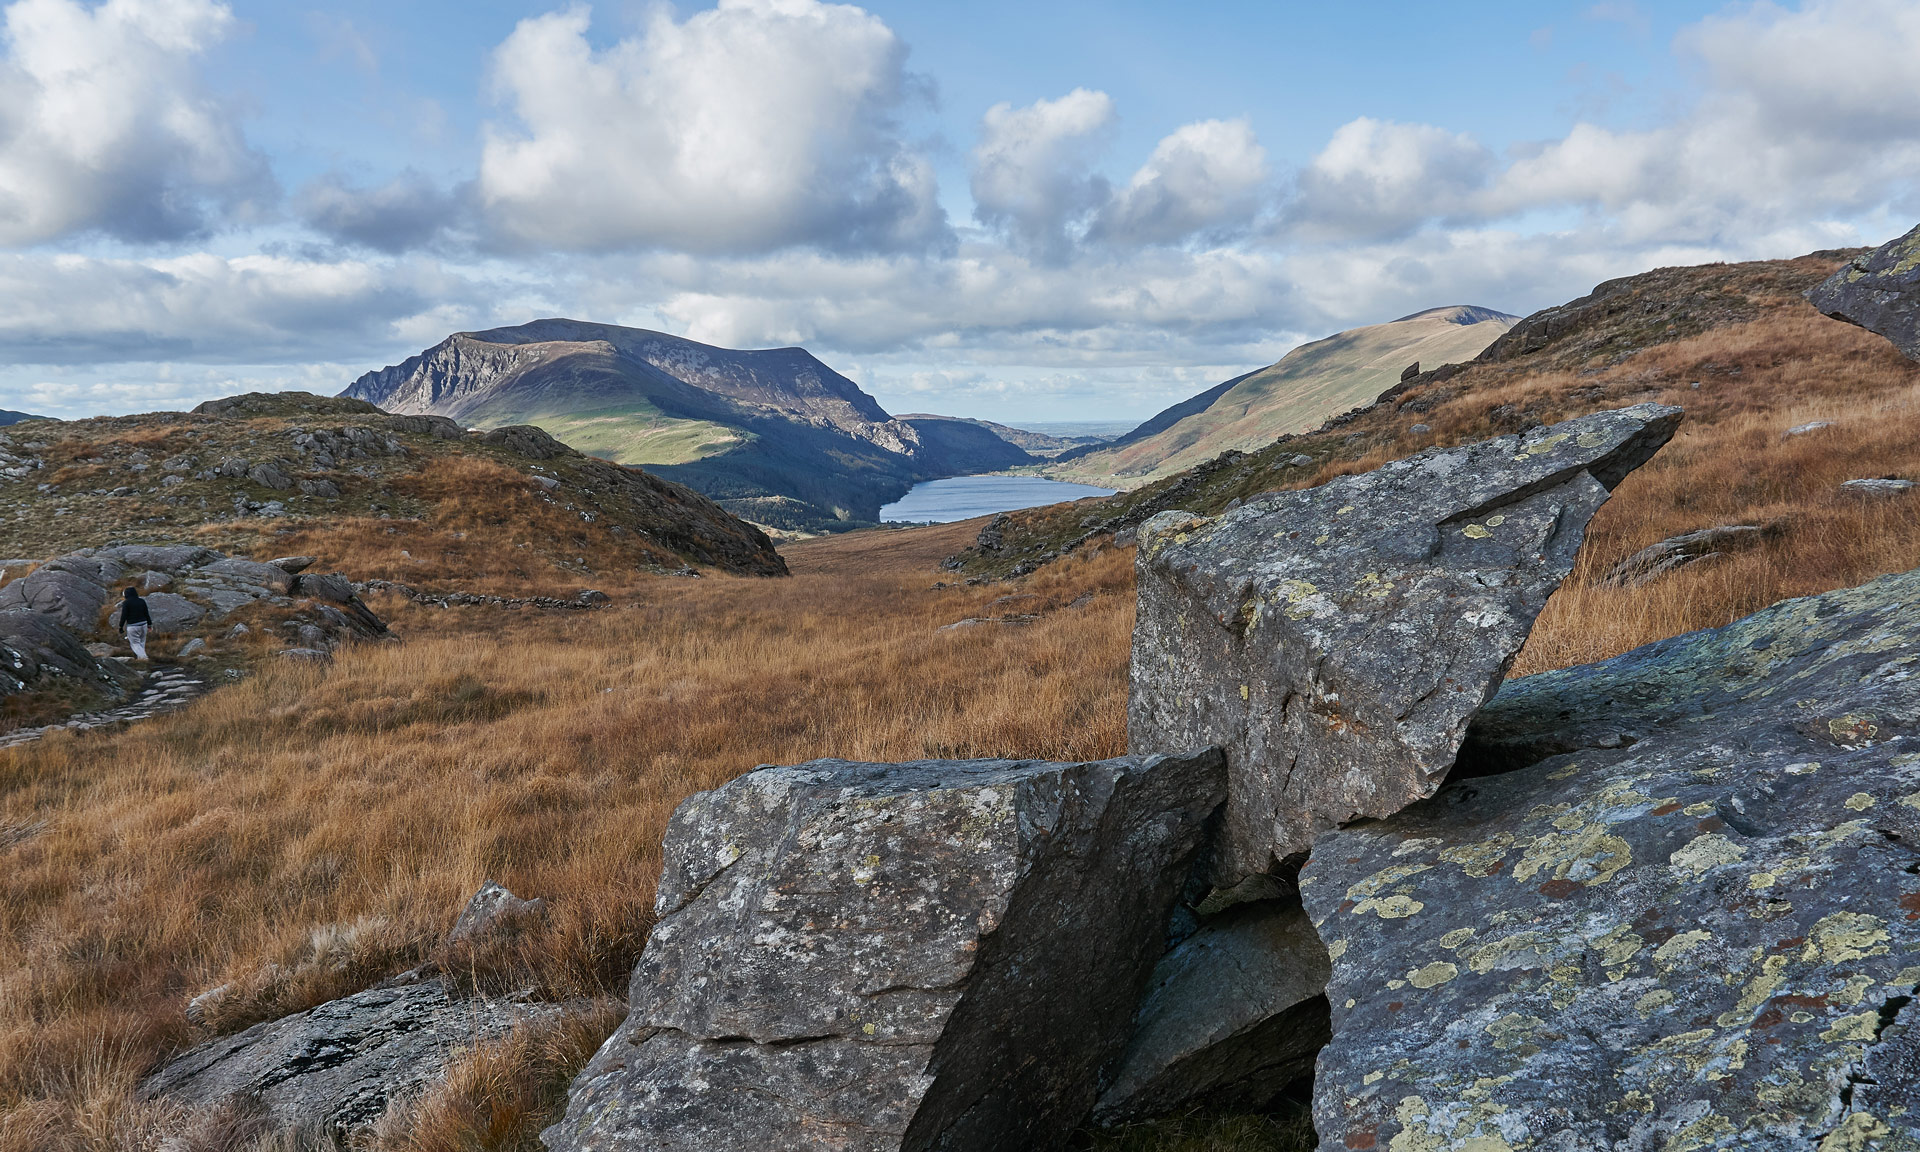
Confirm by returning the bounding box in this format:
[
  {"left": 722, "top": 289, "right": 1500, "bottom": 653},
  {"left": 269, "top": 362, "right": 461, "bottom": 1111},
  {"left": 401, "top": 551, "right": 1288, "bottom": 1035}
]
[
  {"left": 138, "top": 978, "right": 567, "bottom": 1140},
  {"left": 1808, "top": 222, "right": 1920, "bottom": 362},
  {"left": 543, "top": 751, "right": 1227, "bottom": 1152},
  {"left": 200, "top": 556, "right": 295, "bottom": 594},
  {"left": 0, "top": 608, "right": 140, "bottom": 699},
  {"left": 108, "top": 591, "right": 206, "bottom": 633},
  {"left": 0, "top": 561, "right": 117, "bottom": 630},
  {"left": 1300, "top": 567, "right": 1920, "bottom": 1151},
  {"left": 1131, "top": 403, "right": 1681, "bottom": 888},
  {"left": 96, "top": 544, "right": 219, "bottom": 572}
]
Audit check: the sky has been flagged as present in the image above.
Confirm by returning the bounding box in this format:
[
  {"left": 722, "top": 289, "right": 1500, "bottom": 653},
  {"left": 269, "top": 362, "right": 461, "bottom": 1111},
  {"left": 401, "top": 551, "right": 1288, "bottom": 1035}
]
[{"left": 1, "top": 0, "right": 1917, "bottom": 424}]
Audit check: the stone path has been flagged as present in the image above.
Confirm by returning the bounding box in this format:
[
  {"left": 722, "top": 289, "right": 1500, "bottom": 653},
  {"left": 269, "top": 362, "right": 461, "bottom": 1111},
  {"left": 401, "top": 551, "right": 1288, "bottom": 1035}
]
[{"left": 0, "top": 664, "right": 215, "bottom": 749}]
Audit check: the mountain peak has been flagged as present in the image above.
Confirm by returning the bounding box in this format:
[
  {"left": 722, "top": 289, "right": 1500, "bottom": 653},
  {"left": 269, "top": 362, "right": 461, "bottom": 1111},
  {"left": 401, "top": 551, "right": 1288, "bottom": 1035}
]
[{"left": 1390, "top": 304, "right": 1520, "bottom": 326}]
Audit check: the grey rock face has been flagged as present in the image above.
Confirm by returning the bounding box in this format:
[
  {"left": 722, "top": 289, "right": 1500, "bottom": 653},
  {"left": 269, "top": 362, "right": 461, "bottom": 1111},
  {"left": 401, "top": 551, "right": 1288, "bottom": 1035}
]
[
  {"left": 0, "top": 565, "right": 114, "bottom": 629},
  {"left": 248, "top": 461, "right": 294, "bottom": 490},
  {"left": 545, "top": 751, "right": 1227, "bottom": 1152},
  {"left": 1844, "top": 477, "right": 1917, "bottom": 495},
  {"left": 1093, "top": 900, "right": 1329, "bottom": 1125},
  {"left": 109, "top": 592, "right": 206, "bottom": 633},
  {"left": 1131, "top": 403, "right": 1681, "bottom": 887},
  {"left": 1808, "top": 221, "right": 1920, "bottom": 362},
  {"left": 0, "top": 608, "right": 140, "bottom": 698},
  {"left": 1301, "top": 567, "right": 1920, "bottom": 1152},
  {"left": 268, "top": 556, "right": 316, "bottom": 574},
  {"left": 138, "top": 978, "right": 564, "bottom": 1139},
  {"left": 201, "top": 557, "right": 295, "bottom": 593},
  {"left": 96, "top": 544, "right": 218, "bottom": 571},
  {"left": 446, "top": 880, "right": 547, "bottom": 946},
  {"left": 1598, "top": 523, "right": 1774, "bottom": 588}
]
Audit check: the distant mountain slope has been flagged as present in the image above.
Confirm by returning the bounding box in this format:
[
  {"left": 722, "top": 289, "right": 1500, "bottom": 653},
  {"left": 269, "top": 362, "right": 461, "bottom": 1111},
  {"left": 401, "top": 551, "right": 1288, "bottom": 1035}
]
[
  {"left": 899, "top": 416, "right": 1037, "bottom": 473},
  {"left": 1, "top": 409, "right": 47, "bottom": 426},
  {"left": 1049, "top": 305, "right": 1517, "bottom": 487},
  {"left": 342, "top": 320, "right": 1029, "bottom": 532}
]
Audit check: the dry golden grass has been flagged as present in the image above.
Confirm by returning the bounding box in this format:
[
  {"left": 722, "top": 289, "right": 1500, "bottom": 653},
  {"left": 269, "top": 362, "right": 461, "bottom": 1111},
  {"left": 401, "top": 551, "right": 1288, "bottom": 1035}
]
[{"left": 0, "top": 541, "right": 1133, "bottom": 1149}]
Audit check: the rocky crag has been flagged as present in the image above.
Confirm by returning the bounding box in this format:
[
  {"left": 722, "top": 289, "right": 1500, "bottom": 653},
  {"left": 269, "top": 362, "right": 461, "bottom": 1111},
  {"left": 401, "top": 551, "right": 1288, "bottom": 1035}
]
[{"left": 0, "top": 391, "right": 785, "bottom": 583}]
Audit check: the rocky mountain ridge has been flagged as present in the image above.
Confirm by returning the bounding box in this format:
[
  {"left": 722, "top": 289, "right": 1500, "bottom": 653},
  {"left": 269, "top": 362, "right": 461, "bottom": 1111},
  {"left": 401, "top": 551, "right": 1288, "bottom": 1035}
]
[{"left": 341, "top": 319, "right": 1046, "bottom": 533}]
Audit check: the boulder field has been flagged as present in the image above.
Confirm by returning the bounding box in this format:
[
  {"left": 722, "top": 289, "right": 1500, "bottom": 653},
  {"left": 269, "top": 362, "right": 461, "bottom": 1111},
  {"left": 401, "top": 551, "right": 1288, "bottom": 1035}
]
[{"left": 138, "top": 394, "right": 1920, "bottom": 1146}]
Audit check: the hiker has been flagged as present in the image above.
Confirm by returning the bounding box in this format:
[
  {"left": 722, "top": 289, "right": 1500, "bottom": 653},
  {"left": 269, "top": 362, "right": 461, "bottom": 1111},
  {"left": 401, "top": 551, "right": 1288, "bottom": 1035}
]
[{"left": 120, "top": 585, "right": 152, "bottom": 660}]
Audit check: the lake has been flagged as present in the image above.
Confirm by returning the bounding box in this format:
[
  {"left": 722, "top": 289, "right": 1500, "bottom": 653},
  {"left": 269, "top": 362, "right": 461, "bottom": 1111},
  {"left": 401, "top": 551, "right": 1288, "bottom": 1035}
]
[{"left": 880, "top": 475, "right": 1117, "bottom": 524}]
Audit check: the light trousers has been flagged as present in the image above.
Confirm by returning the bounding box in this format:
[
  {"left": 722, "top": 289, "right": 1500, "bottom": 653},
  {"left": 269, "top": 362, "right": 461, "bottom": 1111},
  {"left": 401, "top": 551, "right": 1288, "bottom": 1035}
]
[{"left": 127, "top": 623, "right": 149, "bottom": 660}]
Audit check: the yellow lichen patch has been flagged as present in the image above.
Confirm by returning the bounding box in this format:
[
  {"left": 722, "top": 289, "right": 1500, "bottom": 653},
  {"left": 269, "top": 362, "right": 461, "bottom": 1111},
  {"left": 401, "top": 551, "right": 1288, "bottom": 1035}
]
[
  {"left": 1669, "top": 832, "right": 1747, "bottom": 879},
  {"left": 1524, "top": 433, "right": 1572, "bottom": 456},
  {"left": 1805, "top": 912, "right": 1892, "bottom": 965},
  {"left": 1667, "top": 1113, "right": 1736, "bottom": 1152},
  {"left": 1347, "top": 863, "right": 1435, "bottom": 900},
  {"left": 1899, "top": 791, "right": 1920, "bottom": 810},
  {"left": 1462, "top": 524, "right": 1492, "bottom": 539},
  {"left": 1439, "top": 927, "right": 1477, "bottom": 950},
  {"left": 1832, "top": 974, "right": 1878, "bottom": 1007},
  {"left": 1365, "top": 1070, "right": 1384, "bottom": 1084},
  {"left": 1829, "top": 713, "right": 1880, "bottom": 745},
  {"left": 1576, "top": 432, "right": 1607, "bottom": 448},
  {"left": 1240, "top": 683, "right": 1249, "bottom": 700},
  {"left": 1594, "top": 925, "right": 1644, "bottom": 979},
  {"left": 1785, "top": 762, "right": 1821, "bottom": 775},
  {"left": 1818, "top": 1112, "right": 1892, "bottom": 1152},
  {"left": 1894, "top": 966, "right": 1920, "bottom": 986},
  {"left": 1844, "top": 792, "right": 1876, "bottom": 811},
  {"left": 1272, "top": 579, "right": 1328, "bottom": 621},
  {"left": 1718, "top": 954, "right": 1790, "bottom": 1026},
  {"left": 1441, "top": 834, "right": 1516, "bottom": 878},
  {"left": 1749, "top": 872, "right": 1777, "bottom": 890},
  {"left": 1682, "top": 802, "right": 1715, "bottom": 817},
  {"left": 1652, "top": 929, "right": 1713, "bottom": 969},
  {"left": 1355, "top": 571, "right": 1394, "bottom": 599},
  {"left": 1547, "top": 763, "right": 1581, "bottom": 780},
  {"left": 1484, "top": 1012, "right": 1545, "bottom": 1051},
  {"left": 1355, "top": 895, "right": 1426, "bottom": 919},
  {"left": 1337, "top": 505, "right": 1355, "bottom": 514},
  {"left": 1465, "top": 932, "right": 1549, "bottom": 975},
  {"left": 1512, "top": 823, "right": 1633, "bottom": 887},
  {"left": 1636, "top": 989, "right": 1674, "bottom": 1018},
  {"left": 1314, "top": 534, "right": 1330, "bottom": 545},
  {"left": 1327, "top": 938, "right": 1349, "bottom": 961},
  {"left": 1821, "top": 1011, "right": 1881, "bottom": 1042},
  {"left": 1409, "top": 961, "right": 1459, "bottom": 989},
  {"left": 1485, "top": 514, "right": 1506, "bottom": 527}
]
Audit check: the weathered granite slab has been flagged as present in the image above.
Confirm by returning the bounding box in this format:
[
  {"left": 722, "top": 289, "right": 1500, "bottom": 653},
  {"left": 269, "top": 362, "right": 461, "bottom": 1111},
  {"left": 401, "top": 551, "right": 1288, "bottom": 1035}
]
[
  {"left": 1809, "top": 222, "right": 1920, "bottom": 362},
  {"left": 1131, "top": 403, "right": 1681, "bottom": 886},
  {"left": 1300, "top": 568, "right": 1920, "bottom": 1152},
  {"left": 544, "top": 752, "right": 1227, "bottom": 1152}
]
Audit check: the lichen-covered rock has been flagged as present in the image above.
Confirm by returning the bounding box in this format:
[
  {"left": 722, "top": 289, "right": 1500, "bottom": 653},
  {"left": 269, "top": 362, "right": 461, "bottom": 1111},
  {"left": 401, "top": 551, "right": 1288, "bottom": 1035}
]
[
  {"left": 1093, "top": 900, "right": 1329, "bottom": 1125},
  {"left": 1808, "top": 221, "right": 1920, "bottom": 362},
  {"left": 445, "top": 879, "right": 546, "bottom": 946},
  {"left": 543, "top": 751, "right": 1227, "bottom": 1152},
  {"left": 1300, "top": 568, "right": 1920, "bottom": 1152},
  {"left": 1131, "top": 403, "right": 1681, "bottom": 887},
  {"left": 137, "top": 978, "right": 566, "bottom": 1139},
  {"left": 0, "top": 563, "right": 117, "bottom": 629}
]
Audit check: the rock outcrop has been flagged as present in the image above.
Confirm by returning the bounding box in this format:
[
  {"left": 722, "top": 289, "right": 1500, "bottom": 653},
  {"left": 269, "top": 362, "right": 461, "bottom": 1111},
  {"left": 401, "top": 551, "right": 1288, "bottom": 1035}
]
[
  {"left": 1598, "top": 523, "right": 1776, "bottom": 588},
  {"left": 1808, "top": 221, "right": 1920, "bottom": 362},
  {"left": 543, "top": 751, "right": 1226, "bottom": 1152},
  {"left": 139, "top": 978, "right": 567, "bottom": 1140},
  {"left": 1130, "top": 403, "right": 1681, "bottom": 888},
  {"left": 1301, "top": 568, "right": 1920, "bottom": 1151}
]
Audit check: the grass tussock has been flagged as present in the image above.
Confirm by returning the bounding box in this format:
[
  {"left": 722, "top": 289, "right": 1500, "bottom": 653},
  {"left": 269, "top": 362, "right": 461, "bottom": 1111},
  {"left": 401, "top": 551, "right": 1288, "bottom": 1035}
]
[
  {"left": 358, "top": 1002, "right": 624, "bottom": 1152},
  {"left": 0, "top": 541, "right": 1132, "bottom": 1146}
]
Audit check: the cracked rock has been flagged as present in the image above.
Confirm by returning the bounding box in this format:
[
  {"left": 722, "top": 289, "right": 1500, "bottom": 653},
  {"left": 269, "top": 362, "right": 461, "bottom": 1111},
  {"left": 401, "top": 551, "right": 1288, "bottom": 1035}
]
[
  {"left": 544, "top": 751, "right": 1226, "bottom": 1152},
  {"left": 1300, "top": 566, "right": 1920, "bottom": 1152},
  {"left": 1130, "top": 403, "right": 1681, "bottom": 887},
  {"left": 137, "top": 978, "right": 568, "bottom": 1140}
]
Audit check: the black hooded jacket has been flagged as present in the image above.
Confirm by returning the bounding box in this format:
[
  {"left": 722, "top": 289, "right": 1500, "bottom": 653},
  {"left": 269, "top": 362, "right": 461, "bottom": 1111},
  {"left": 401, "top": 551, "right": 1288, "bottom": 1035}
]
[{"left": 120, "top": 588, "right": 151, "bottom": 630}]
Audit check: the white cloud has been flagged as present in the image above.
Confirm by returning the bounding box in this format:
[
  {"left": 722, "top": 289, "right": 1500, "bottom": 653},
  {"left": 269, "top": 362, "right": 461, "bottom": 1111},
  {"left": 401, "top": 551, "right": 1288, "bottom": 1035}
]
[
  {"left": 0, "top": 251, "right": 511, "bottom": 365},
  {"left": 476, "top": 0, "right": 944, "bottom": 255},
  {"left": 970, "top": 87, "right": 1115, "bottom": 257},
  {"left": 1091, "top": 118, "right": 1268, "bottom": 245},
  {"left": 296, "top": 171, "right": 467, "bottom": 253},
  {"left": 1287, "top": 118, "right": 1493, "bottom": 241},
  {"left": 0, "top": 0, "right": 267, "bottom": 245}
]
